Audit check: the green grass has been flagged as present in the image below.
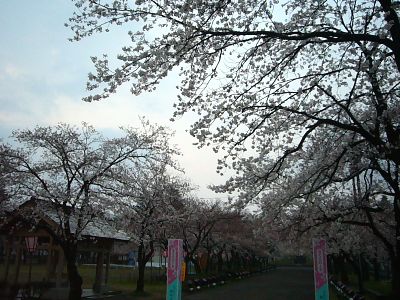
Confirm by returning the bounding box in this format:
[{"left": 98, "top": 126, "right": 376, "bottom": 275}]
[
  {"left": 1, "top": 263, "right": 167, "bottom": 299},
  {"left": 364, "top": 278, "right": 391, "bottom": 295},
  {"left": 79, "top": 265, "right": 167, "bottom": 295},
  {"left": 329, "top": 287, "right": 341, "bottom": 300},
  {"left": 345, "top": 273, "right": 392, "bottom": 297},
  {"left": 0, "top": 263, "right": 49, "bottom": 284},
  {"left": 330, "top": 273, "right": 392, "bottom": 300}
]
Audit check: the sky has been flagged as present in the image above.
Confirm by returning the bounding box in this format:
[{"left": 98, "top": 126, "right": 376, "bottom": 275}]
[{"left": 0, "top": 0, "right": 230, "bottom": 200}]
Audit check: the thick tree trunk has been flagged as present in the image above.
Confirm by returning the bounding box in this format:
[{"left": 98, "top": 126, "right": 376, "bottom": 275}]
[
  {"left": 136, "top": 264, "right": 146, "bottom": 293},
  {"left": 392, "top": 192, "right": 400, "bottom": 297},
  {"left": 192, "top": 257, "right": 202, "bottom": 275},
  {"left": 205, "top": 250, "right": 212, "bottom": 273},
  {"left": 361, "top": 255, "right": 369, "bottom": 281},
  {"left": 230, "top": 250, "right": 237, "bottom": 271},
  {"left": 344, "top": 252, "right": 363, "bottom": 293},
  {"left": 327, "top": 255, "right": 335, "bottom": 275},
  {"left": 136, "top": 240, "right": 154, "bottom": 293},
  {"left": 373, "top": 255, "right": 380, "bottom": 281},
  {"left": 136, "top": 243, "right": 145, "bottom": 293},
  {"left": 391, "top": 256, "right": 400, "bottom": 297},
  {"left": 217, "top": 252, "right": 223, "bottom": 273},
  {"left": 355, "top": 257, "right": 364, "bottom": 293},
  {"left": 63, "top": 244, "right": 83, "bottom": 300},
  {"left": 184, "top": 256, "right": 190, "bottom": 278},
  {"left": 336, "top": 254, "right": 349, "bottom": 284}
]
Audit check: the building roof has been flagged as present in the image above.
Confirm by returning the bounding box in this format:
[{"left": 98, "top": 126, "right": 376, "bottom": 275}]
[{"left": 1, "top": 197, "right": 130, "bottom": 241}]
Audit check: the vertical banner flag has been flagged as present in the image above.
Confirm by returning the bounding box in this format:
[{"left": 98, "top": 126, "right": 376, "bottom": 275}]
[
  {"left": 167, "top": 239, "right": 183, "bottom": 300},
  {"left": 313, "top": 238, "right": 329, "bottom": 300}
]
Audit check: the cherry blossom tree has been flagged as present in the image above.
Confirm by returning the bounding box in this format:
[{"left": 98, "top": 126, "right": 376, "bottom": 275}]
[
  {"left": 259, "top": 166, "right": 396, "bottom": 286},
  {"left": 179, "top": 200, "right": 222, "bottom": 274},
  {"left": 215, "top": 212, "right": 270, "bottom": 272},
  {"left": 0, "top": 185, "right": 7, "bottom": 225},
  {"left": 112, "top": 163, "right": 188, "bottom": 292},
  {"left": 68, "top": 0, "right": 400, "bottom": 294},
  {"left": 0, "top": 147, "right": 9, "bottom": 219},
  {"left": 0, "top": 121, "right": 177, "bottom": 300}
]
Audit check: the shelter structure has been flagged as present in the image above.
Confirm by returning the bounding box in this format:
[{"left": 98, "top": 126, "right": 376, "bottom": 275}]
[{"left": 0, "top": 198, "right": 129, "bottom": 296}]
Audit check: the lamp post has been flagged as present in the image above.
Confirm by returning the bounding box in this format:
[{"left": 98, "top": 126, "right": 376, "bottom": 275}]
[{"left": 25, "top": 236, "right": 38, "bottom": 285}]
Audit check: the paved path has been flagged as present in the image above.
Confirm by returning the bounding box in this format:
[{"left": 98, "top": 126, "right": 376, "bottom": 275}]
[{"left": 184, "top": 267, "right": 314, "bottom": 300}]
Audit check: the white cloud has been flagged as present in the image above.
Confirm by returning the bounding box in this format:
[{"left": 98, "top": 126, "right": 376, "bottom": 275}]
[
  {"left": 2, "top": 63, "right": 26, "bottom": 79},
  {"left": 45, "top": 92, "right": 229, "bottom": 199},
  {"left": 0, "top": 111, "right": 30, "bottom": 127},
  {"left": 0, "top": 0, "right": 233, "bottom": 201},
  {"left": 47, "top": 94, "right": 139, "bottom": 128}
]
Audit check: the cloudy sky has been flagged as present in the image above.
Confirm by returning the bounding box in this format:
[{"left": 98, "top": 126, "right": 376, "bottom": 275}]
[{"left": 0, "top": 0, "right": 230, "bottom": 200}]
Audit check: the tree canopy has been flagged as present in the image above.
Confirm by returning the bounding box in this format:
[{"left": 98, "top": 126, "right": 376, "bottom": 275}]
[
  {"left": 68, "top": 0, "right": 399, "bottom": 200},
  {"left": 0, "top": 120, "right": 178, "bottom": 299},
  {"left": 68, "top": 0, "right": 400, "bottom": 294}
]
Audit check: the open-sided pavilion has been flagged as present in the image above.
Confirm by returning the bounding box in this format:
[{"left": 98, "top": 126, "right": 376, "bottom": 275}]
[{"left": 0, "top": 198, "right": 130, "bottom": 298}]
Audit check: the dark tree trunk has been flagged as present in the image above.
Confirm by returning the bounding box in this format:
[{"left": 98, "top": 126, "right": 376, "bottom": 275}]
[
  {"left": 184, "top": 256, "right": 190, "bottom": 278},
  {"left": 136, "top": 243, "right": 145, "bottom": 293},
  {"left": 136, "top": 241, "right": 154, "bottom": 293},
  {"left": 356, "top": 256, "right": 364, "bottom": 293},
  {"left": 391, "top": 192, "right": 400, "bottom": 297},
  {"left": 63, "top": 244, "right": 83, "bottom": 300},
  {"left": 205, "top": 250, "right": 212, "bottom": 273},
  {"left": 226, "top": 252, "right": 232, "bottom": 271},
  {"left": 344, "top": 252, "right": 364, "bottom": 293},
  {"left": 373, "top": 256, "right": 380, "bottom": 281},
  {"left": 192, "top": 257, "right": 202, "bottom": 275},
  {"left": 361, "top": 255, "right": 369, "bottom": 281},
  {"left": 391, "top": 256, "right": 400, "bottom": 298},
  {"left": 230, "top": 250, "right": 237, "bottom": 271},
  {"left": 217, "top": 251, "right": 224, "bottom": 273},
  {"left": 336, "top": 253, "right": 349, "bottom": 284},
  {"left": 327, "top": 255, "right": 333, "bottom": 275}
]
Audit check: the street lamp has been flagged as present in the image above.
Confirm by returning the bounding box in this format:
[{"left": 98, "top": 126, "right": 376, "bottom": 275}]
[{"left": 24, "top": 236, "right": 38, "bottom": 285}]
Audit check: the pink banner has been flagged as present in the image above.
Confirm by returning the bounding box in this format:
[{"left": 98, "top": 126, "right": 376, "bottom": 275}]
[
  {"left": 167, "top": 239, "right": 183, "bottom": 285},
  {"left": 313, "top": 238, "right": 328, "bottom": 289}
]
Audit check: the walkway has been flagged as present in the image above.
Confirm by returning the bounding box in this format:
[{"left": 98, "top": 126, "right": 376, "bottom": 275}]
[
  {"left": 184, "top": 267, "right": 314, "bottom": 300},
  {"left": 83, "top": 266, "right": 314, "bottom": 300}
]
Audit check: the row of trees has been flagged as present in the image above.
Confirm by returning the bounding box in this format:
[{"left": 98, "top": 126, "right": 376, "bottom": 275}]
[
  {"left": 0, "top": 121, "right": 272, "bottom": 300},
  {"left": 67, "top": 0, "right": 400, "bottom": 296},
  {"left": 121, "top": 195, "right": 273, "bottom": 292},
  {"left": 0, "top": 121, "right": 179, "bottom": 299}
]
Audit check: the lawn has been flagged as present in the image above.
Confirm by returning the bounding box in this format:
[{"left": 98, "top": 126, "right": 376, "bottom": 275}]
[
  {"left": 0, "top": 262, "right": 167, "bottom": 299},
  {"left": 329, "top": 273, "right": 393, "bottom": 300}
]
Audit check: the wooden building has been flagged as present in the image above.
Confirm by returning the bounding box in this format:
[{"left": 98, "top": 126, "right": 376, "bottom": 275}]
[{"left": 0, "top": 198, "right": 130, "bottom": 297}]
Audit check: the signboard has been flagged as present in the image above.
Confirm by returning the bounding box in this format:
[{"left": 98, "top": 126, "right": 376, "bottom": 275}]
[
  {"left": 166, "top": 239, "right": 183, "bottom": 300},
  {"left": 313, "top": 238, "right": 329, "bottom": 300}
]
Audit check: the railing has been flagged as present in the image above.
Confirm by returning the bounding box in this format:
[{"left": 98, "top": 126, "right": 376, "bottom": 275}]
[
  {"left": 184, "top": 265, "right": 277, "bottom": 292},
  {"left": 330, "top": 277, "right": 366, "bottom": 300}
]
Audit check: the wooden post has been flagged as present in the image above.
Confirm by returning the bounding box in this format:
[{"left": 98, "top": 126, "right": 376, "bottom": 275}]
[
  {"left": 28, "top": 252, "right": 33, "bottom": 284},
  {"left": 104, "top": 251, "right": 110, "bottom": 285},
  {"left": 93, "top": 251, "right": 104, "bottom": 293},
  {"left": 13, "top": 237, "right": 22, "bottom": 285},
  {"left": 158, "top": 247, "right": 161, "bottom": 278},
  {"left": 44, "top": 237, "right": 53, "bottom": 281},
  {"left": 55, "top": 249, "right": 64, "bottom": 288},
  {"left": 150, "top": 254, "right": 153, "bottom": 282}
]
